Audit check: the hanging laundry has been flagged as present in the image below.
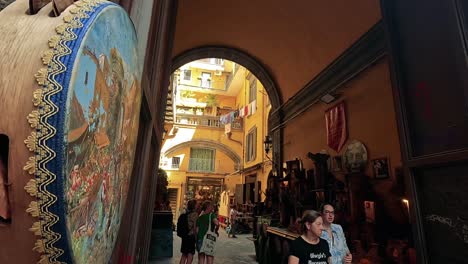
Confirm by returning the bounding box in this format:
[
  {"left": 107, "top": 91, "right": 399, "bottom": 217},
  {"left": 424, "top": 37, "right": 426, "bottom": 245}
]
[
  {"left": 225, "top": 123, "right": 231, "bottom": 134},
  {"left": 220, "top": 114, "right": 228, "bottom": 125},
  {"left": 244, "top": 105, "right": 249, "bottom": 117},
  {"left": 239, "top": 107, "right": 244, "bottom": 118},
  {"left": 251, "top": 99, "right": 257, "bottom": 115}
]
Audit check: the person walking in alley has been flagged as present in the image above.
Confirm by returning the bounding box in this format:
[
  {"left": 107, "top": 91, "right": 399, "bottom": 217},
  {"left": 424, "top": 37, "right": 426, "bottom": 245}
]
[
  {"left": 320, "top": 203, "right": 352, "bottom": 264},
  {"left": 228, "top": 204, "right": 238, "bottom": 238},
  {"left": 179, "top": 200, "right": 198, "bottom": 264},
  {"left": 196, "top": 200, "right": 219, "bottom": 264}
]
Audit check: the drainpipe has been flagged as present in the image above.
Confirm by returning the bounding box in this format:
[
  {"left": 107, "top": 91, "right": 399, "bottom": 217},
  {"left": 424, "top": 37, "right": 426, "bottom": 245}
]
[{"left": 226, "top": 132, "right": 242, "bottom": 146}]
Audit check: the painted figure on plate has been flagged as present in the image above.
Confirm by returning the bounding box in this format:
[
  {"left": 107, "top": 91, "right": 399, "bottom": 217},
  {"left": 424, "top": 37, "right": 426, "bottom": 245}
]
[{"left": 63, "top": 7, "right": 141, "bottom": 264}]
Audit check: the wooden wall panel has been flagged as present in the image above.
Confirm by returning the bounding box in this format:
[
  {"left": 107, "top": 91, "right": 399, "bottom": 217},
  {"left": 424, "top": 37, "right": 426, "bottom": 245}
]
[
  {"left": 382, "top": 0, "right": 468, "bottom": 262},
  {"left": 112, "top": 0, "right": 178, "bottom": 263}
]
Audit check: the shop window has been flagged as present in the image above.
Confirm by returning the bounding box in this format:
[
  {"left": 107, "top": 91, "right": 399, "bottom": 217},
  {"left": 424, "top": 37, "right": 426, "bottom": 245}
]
[
  {"left": 0, "top": 134, "right": 11, "bottom": 224},
  {"left": 246, "top": 127, "right": 257, "bottom": 162},
  {"left": 189, "top": 148, "right": 215, "bottom": 172},
  {"left": 171, "top": 157, "right": 180, "bottom": 169}
]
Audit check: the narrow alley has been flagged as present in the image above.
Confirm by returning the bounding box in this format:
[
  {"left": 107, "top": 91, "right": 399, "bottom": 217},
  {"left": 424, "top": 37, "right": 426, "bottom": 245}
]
[{"left": 150, "top": 229, "right": 256, "bottom": 264}]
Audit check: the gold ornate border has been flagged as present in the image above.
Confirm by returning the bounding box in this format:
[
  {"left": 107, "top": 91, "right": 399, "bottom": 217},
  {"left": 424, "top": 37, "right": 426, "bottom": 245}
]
[{"left": 23, "top": 1, "right": 105, "bottom": 263}]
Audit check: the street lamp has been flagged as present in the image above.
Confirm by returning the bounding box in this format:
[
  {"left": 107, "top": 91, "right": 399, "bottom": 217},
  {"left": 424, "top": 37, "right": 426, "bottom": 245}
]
[{"left": 264, "top": 135, "right": 272, "bottom": 154}]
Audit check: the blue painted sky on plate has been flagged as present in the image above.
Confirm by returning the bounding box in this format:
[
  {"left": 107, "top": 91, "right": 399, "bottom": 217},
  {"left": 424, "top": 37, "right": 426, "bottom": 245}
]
[{"left": 73, "top": 6, "right": 139, "bottom": 112}]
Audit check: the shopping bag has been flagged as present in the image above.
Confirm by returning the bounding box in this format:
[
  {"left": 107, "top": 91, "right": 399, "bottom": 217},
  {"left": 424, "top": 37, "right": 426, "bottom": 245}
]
[{"left": 200, "top": 213, "right": 217, "bottom": 255}]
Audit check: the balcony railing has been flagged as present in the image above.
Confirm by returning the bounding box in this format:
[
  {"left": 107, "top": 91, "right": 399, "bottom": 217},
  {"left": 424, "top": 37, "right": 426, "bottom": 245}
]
[
  {"left": 198, "top": 58, "right": 224, "bottom": 66},
  {"left": 175, "top": 113, "right": 242, "bottom": 130},
  {"left": 188, "top": 158, "right": 215, "bottom": 172},
  {"left": 188, "top": 59, "right": 224, "bottom": 72}
]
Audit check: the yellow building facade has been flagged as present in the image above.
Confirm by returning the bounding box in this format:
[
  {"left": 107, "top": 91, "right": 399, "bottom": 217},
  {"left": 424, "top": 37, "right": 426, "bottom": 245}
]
[{"left": 160, "top": 59, "right": 271, "bottom": 221}]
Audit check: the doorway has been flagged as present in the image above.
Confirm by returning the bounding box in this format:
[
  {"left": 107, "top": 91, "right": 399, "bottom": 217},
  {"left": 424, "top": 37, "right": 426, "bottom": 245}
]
[
  {"left": 245, "top": 174, "right": 261, "bottom": 204},
  {"left": 185, "top": 177, "right": 224, "bottom": 205}
]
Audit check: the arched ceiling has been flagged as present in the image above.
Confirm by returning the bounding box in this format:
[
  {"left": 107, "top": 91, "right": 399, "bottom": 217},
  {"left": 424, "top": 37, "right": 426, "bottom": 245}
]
[{"left": 172, "top": 0, "right": 381, "bottom": 102}]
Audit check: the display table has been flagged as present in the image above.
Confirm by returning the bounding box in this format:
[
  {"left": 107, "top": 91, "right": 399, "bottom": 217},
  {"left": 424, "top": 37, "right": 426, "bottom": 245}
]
[
  {"left": 267, "top": 227, "right": 300, "bottom": 264},
  {"left": 255, "top": 216, "right": 300, "bottom": 264},
  {"left": 267, "top": 227, "right": 300, "bottom": 240}
]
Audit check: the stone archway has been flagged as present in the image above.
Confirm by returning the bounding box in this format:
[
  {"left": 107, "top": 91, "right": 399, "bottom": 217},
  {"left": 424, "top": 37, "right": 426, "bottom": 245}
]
[{"left": 171, "top": 46, "right": 283, "bottom": 174}]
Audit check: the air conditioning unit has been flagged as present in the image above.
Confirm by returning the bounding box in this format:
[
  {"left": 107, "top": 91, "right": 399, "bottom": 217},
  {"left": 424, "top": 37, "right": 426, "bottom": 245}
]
[{"left": 214, "top": 70, "right": 222, "bottom": 76}]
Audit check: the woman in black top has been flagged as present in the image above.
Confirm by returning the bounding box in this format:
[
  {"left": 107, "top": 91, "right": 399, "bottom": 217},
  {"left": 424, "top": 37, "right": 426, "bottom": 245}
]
[{"left": 289, "top": 210, "right": 331, "bottom": 264}]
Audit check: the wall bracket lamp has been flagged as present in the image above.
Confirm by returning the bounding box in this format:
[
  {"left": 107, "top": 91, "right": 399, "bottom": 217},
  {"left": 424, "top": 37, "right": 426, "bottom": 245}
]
[{"left": 264, "top": 135, "right": 273, "bottom": 154}]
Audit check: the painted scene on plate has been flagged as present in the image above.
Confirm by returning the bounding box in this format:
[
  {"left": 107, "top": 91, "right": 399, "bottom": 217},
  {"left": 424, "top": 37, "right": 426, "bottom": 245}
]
[{"left": 64, "top": 7, "right": 141, "bottom": 264}]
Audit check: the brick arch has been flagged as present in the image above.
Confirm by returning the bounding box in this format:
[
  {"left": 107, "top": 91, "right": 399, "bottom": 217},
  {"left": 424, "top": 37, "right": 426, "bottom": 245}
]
[{"left": 163, "top": 139, "right": 241, "bottom": 169}]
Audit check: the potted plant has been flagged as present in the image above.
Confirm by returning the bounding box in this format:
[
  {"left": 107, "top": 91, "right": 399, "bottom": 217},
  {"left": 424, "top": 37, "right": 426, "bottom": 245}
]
[{"left": 205, "top": 94, "right": 219, "bottom": 108}]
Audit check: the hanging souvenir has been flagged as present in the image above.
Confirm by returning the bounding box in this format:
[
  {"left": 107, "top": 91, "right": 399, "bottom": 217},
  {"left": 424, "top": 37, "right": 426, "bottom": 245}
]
[{"left": 325, "top": 101, "right": 347, "bottom": 152}]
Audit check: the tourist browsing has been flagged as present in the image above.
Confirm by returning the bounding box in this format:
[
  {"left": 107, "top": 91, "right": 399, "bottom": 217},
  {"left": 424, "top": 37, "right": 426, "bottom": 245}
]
[
  {"left": 289, "top": 210, "right": 331, "bottom": 264},
  {"left": 320, "top": 204, "right": 352, "bottom": 264}
]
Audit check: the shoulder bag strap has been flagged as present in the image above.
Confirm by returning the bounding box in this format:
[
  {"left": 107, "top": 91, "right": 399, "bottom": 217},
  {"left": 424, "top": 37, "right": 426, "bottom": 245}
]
[{"left": 207, "top": 213, "right": 212, "bottom": 231}]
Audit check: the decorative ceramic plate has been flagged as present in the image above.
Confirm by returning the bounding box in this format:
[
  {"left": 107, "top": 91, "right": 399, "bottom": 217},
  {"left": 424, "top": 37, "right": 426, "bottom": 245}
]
[
  {"left": 343, "top": 140, "right": 368, "bottom": 172},
  {"left": 25, "top": 1, "right": 141, "bottom": 263}
]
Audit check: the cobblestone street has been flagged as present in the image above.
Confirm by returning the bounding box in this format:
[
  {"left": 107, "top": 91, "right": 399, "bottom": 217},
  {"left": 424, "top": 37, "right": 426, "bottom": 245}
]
[{"left": 150, "top": 229, "right": 257, "bottom": 264}]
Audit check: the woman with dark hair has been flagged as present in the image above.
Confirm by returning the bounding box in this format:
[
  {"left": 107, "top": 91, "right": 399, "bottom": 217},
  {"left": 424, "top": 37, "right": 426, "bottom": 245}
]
[
  {"left": 180, "top": 199, "right": 198, "bottom": 264},
  {"left": 320, "top": 203, "right": 352, "bottom": 264},
  {"left": 288, "top": 210, "right": 331, "bottom": 264},
  {"left": 196, "top": 200, "right": 219, "bottom": 264}
]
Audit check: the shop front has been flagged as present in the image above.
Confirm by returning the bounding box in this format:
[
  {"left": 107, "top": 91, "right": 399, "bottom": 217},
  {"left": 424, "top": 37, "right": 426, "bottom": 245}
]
[{"left": 185, "top": 177, "right": 224, "bottom": 206}]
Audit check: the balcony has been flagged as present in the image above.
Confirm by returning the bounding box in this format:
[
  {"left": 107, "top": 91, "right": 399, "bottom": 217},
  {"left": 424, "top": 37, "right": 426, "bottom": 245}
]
[
  {"left": 188, "top": 158, "right": 215, "bottom": 172},
  {"left": 187, "top": 58, "right": 225, "bottom": 72},
  {"left": 177, "top": 82, "right": 227, "bottom": 93},
  {"left": 175, "top": 113, "right": 242, "bottom": 130}
]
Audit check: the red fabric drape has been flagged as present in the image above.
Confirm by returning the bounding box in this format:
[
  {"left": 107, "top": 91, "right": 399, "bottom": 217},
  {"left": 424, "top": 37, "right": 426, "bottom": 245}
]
[{"left": 325, "top": 102, "right": 347, "bottom": 153}]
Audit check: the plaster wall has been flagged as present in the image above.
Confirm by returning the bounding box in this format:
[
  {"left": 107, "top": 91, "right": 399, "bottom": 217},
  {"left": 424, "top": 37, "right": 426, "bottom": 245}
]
[{"left": 283, "top": 58, "right": 406, "bottom": 224}]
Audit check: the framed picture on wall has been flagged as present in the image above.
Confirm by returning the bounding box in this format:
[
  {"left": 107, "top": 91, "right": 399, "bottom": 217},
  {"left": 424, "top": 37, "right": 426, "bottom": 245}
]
[{"left": 371, "top": 157, "right": 390, "bottom": 179}]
